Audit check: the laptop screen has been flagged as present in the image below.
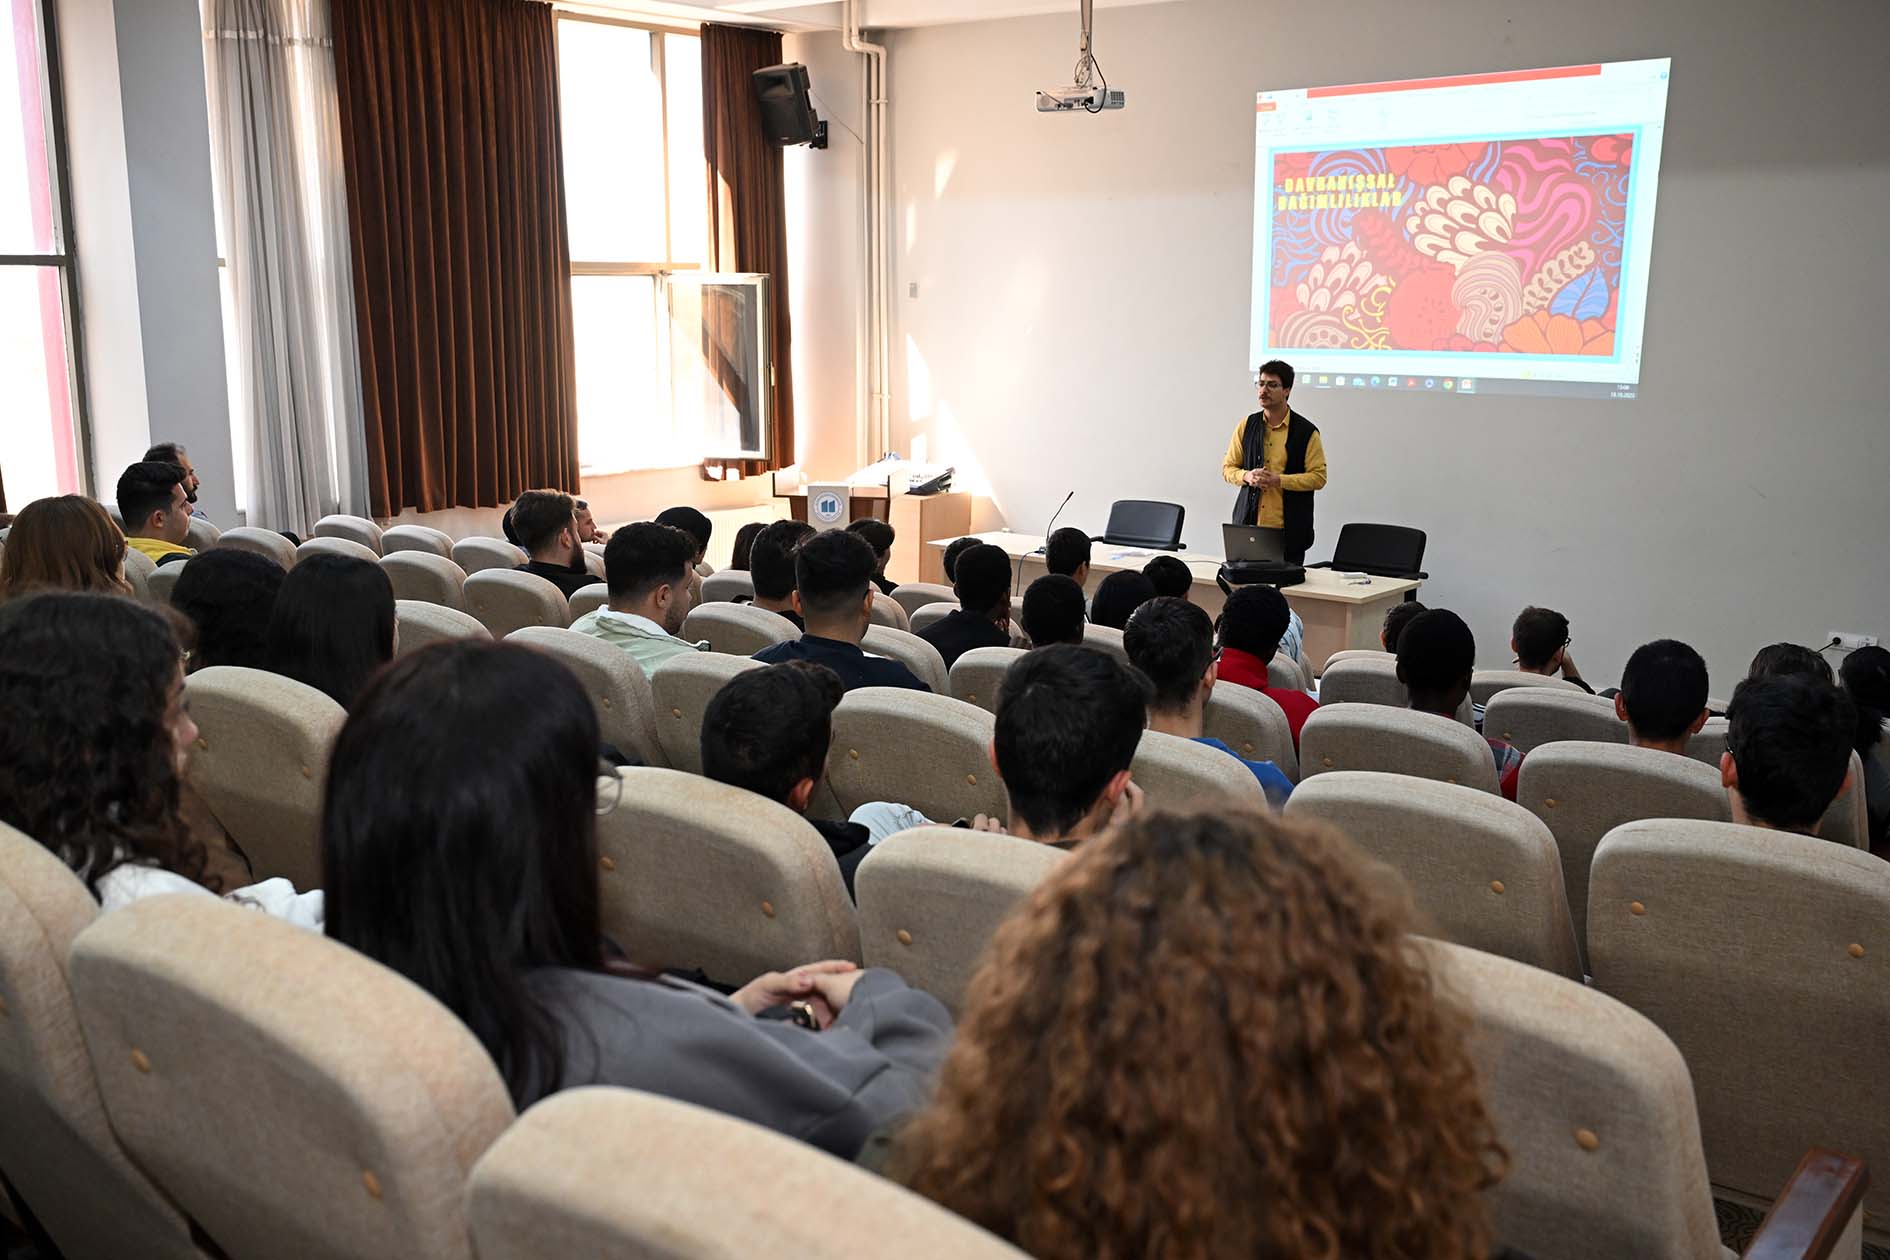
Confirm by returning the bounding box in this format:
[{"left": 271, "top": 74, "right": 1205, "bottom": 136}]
[{"left": 1222, "top": 524, "right": 1287, "bottom": 563}]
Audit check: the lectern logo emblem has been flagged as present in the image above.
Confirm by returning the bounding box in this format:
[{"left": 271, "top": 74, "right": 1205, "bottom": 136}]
[{"left": 813, "top": 492, "right": 844, "bottom": 524}]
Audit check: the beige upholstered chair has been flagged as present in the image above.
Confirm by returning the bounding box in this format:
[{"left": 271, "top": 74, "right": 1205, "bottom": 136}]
[
  {"left": 183, "top": 666, "right": 345, "bottom": 891},
  {"left": 855, "top": 827, "right": 1065, "bottom": 1017},
  {"left": 144, "top": 561, "right": 185, "bottom": 605},
  {"left": 121, "top": 546, "right": 156, "bottom": 600},
  {"left": 296, "top": 535, "right": 380, "bottom": 565},
  {"left": 1819, "top": 751, "right": 1868, "bottom": 849},
  {"left": 862, "top": 624, "right": 948, "bottom": 693},
  {"left": 1470, "top": 669, "right": 1582, "bottom": 707},
  {"left": 596, "top": 767, "right": 860, "bottom": 985},
  {"left": 1204, "top": 683, "right": 1298, "bottom": 780},
  {"left": 466, "top": 1089, "right": 1028, "bottom": 1260},
  {"left": 1321, "top": 647, "right": 1391, "bottom": 667},
  {"left": 183, "top": 517, "right": 221, "bottom": 552},
  {"left": 312, "top": 513, "right": 383, "bottom": 553},
  {"left": 1590, "top": 819, "right": 1890, "bottom": 1235},
  {"left": 1299, "top": 704, "right": 1499, "bottom": 794},
  {"left": 891, "top": 581, "right": 956, "bottom": 620},
  {"left": 566, "top": 582, "right": 609, "bottom": 623},
  {"left": 464, "top": 569, "right": 569, "bottom": 641},
  {"left": 1484, "top": 687, "right": 1628, "bottom": 754},
  {"left": 0, "top": 826, "right": 203, "bottom": 1260},
  {"left": 1130, "top": 728, "right": 1271, "bottom": 811},
  {"left": 395, "top": 600, "right": 491, "bottom": 656},
  {"left": 682, "top": 602, "right": 797, "bottom": 655},
  {"left": 216, "top": 525, "right": 297, "bottom": 570},
  {"left": 649, "top": 652, "right": 763, "bottom": 774},
  {"left": 1516, "top": 742, "right": 1728, "bottom": 960},
  {"left": 1317, "top": 655, "right": 1474, "bottom": 723},
  {"left": 909, "top": 602, "right": 951, "bottom": 635},
  {"left": 698, "top": 570, "right": 755, "bottom": 604},
  {"left": 509, "top": 627, "right": 664, "bottom": 766},
  {"left": 380, "top": 524, "right": 455, "bottom": 559},
  {"left": 1267, "top": 652, "right": 1312, "bottom": 692},
  {"left": 581, "top": 548, "right": 605, "bottom": 580},
  {"left": 869, "top": 588, "right": 910, "bottom": 630},
  {"left": 380, "top": 551, "right": 468, "bottom": 611},
  {"left": 823, "top": 688, "right": 1006, "bottom": 824},
  {"left": 1286, "top": 773, "right": 1579, "bottom": 977},
  {"left": 949, "top": 645, "right": 1026, "bottom": 713},
  {"left": 1685, "top": 717, "right": 1729, "bottom": 767},
  {"left": 68, "top": 894, "right": 515, "bottom": 1260},
  {"left": 1082, "top": 623, "right": 1129, "bottom": 663},
  {"left": 450, "top": 535, "right": 526, "bottom": 575}
]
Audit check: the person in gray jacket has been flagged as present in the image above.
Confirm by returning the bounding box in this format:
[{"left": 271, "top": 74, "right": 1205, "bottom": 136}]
[{"left": 320, "top": 639, "right": 953, "bottom": 1158}]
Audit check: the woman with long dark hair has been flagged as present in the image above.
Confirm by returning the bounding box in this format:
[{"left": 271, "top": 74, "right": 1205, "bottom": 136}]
[
  {"left": 321, "top": 640, "right": 953, "bottom": 1154},
  {"left": 0, "top": 495, "right": 130, "bottom": 599},
  {"left": 1840, "top": 645, "right": 1890, "bottom": 854},
  {"left": 727, "top": 520, "right": 765, "bottom": 571},
  {"left": 266, "top": 553, "right": 395, "bottom": 709}
]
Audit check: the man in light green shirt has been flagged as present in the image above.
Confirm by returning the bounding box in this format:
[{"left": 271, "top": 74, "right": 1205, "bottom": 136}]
[{"left": 568, "top": 521, "right": 707, "bottom": 678}]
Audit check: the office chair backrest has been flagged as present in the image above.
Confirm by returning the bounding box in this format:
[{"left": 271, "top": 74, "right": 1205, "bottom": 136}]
[
  {"left": 1328, "top": 523, "right": 1426, "bottom": 576},
  {"left": 1100, "top": 500, "right": 1185, "bottom": 549}
]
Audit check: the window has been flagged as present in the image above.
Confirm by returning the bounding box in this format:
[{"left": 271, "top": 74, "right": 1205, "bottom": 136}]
[{"left": 0, "top": 0, "right": 87, "bottom": 506}]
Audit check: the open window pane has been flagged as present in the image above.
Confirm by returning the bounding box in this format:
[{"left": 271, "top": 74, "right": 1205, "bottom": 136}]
[
  {"left": 663, "top": 33, "right": 706, "bottom": 266},
  {"left": 668, "top": 272, "right": 769, "bottom": 460},
  {"left": 0, "top": 3, "right": 58, "bottom": 254},
  {"left": 558, "top": 21, "right": 666, "bottom": 263},
  {"left": 572, "top": 274, "right": 670, "bottom": 473},
  {"left": 0, "top": 264, "right": 78, "bottom": 502}
]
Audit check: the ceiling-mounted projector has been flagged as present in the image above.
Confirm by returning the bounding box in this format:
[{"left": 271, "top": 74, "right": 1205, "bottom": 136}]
[{"left": 1038, "top": 0, "right": 1123, "bottom": 113}]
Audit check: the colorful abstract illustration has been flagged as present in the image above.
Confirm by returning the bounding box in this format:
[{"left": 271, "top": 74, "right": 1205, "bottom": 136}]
[{"left": 1265, "top": 134, "right": 1634, "bottom": 356}]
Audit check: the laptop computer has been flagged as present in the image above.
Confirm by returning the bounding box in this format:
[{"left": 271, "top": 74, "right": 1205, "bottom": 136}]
[{"left": 1222, "top": 523, "right": 1288, "bottom": 564}]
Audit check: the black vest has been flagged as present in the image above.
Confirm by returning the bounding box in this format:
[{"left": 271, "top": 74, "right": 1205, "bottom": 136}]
[{"left": 1230, "top": 409, "right": 1318, "bottom": 553}]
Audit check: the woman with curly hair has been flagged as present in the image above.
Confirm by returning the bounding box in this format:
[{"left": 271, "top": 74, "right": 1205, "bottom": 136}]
[
  {"left": 0, "top": 495, "right": 130, "bottom": 599},
  {"left": 889, "top": 808, "right": 1505, "bottom": 1260}
]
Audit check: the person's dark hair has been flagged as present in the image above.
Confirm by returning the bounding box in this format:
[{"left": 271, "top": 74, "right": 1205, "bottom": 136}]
[
  {"left": 510, "top": 490, "right": 577, "bottom": 554},
  {"left": 171, "top": 549, "right": 287, "bottom": 671},
  {"left": 953, "top": 543, "right": 1012, "bottom": 617},
  {"left": 654, "top": 506, "right": 712, "bottom": 561},
  {"left": 1142, "top": 555, "right": 1192, "bottom": 600},
  {"left": 1382, "top": 600, "right": 1428, "bottom": 652},
  {"left": 795, "top": 529, "right": 877, "bottom": 620},
  {"left": 847, "top": 517, "right": 896, "bottom": 561},
  {"left": 1124, "top": 597, "right": 1215, "bottom": 713},
  {"left": 0, "top": 592, "right": 210, "bottom": 898},
  {"left": 1216, "top": 583, "right": 1290, "bottom": 661},
  {"left": 266, "top": 554, "right": 396, "bottom": 710},
  {"left": 1088, "top": 570, "right": 1156, "bottom": 631},
  {"left": 142, "top": 441, "right": 186, "bottom": 465},
  {"left": 1258, "top": 358, "right": 1296, "bottom": 391},
  {"left": 1748, "top": 642, "right": 1834, "bottom": 685},
  {"left": 1840, "top": 645, "right": 1890, "bottom": 754},
  {"left": 1044, "top": 527, "right": 1091, "bottom": 578},
  {"left": 116, "top": 460, "right": 185, "bottom": 532},
  {"left": 501, "top": 506, "right": 520, "bottom": 546},
  {"left": 322, "top": 642, "right": 605, "bottom": 1103},
  {"left": 602, "top": 521, "right": 696, "bottom": 603},
  {"left": 702, "top": 662, "right": 845, "bottom": 804},
  {"left": 1512, "top": 606, "right": 1571, "bottom": 670},
  {"left": 994, "top": 645, "right": 1148, "bottom": 837},
  {"left": 1726, "top": 675, "right": 1856, "bottom": 832},
  {"left": 1396, "top": 609, "right": 1476, "bottom": 701},
  {"left": 1619, "top": 639, "right": 1709, "bottom": 742},
  {"left": 942, "top": 536, "right": 978, "bottom": 582},
  {"left": 749, "top": 519, "right": 815, "bottom": 601},
  {"left": 728, "top": 521, "right": 766, "bottom": 572},
  {"left": 1021, "top": 574, "right": 1085, "bottom": 647}
]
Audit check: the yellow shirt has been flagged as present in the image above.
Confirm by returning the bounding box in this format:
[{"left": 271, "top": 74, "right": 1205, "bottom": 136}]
[
  {"left": 1221, "top": 413, "right": 1328, "bottom": 528},
  {"left": 126, "top": 536, "right": 194, "bottom": 564}
]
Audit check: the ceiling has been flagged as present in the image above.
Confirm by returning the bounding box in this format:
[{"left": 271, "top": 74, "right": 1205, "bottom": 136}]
[{"left": 556, "top": 0, "right": 1183, "bottom": 35}]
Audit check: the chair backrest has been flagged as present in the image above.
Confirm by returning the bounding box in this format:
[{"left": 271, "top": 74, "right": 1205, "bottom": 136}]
[
  {"left": 1101, "top": 498, "right": 1184, "bottom": 548},
  {"left": 0, "top": 825, "right": 201, "bottom": 1260},
  {"left": 949, "top": 645, "right": 1026, "bottom": 714},
  {"left": 1130, "top": 728, "right": 1271, "bottom": 811},
  {"left": 122, "top": 545, "right": 156, "bottom": 599},
  {"left": 380, "top": 524, "right": 455, "bottom": 559},
  {"left": 699, "top": 570, "right": 754, "bottom": 604},
  {"left": 1516, "top": 742, "right": 1728, "bottom": 959},
  {"left": 649, "top": 652, "right": 764, "bottom": 774},
  {"left": 145, "top": 560, "right": 185, "bottom": 605},
  {"left": 1684, "top": 717, "right": 1728, "bottom": 767},
  {"left": 1321, "top": 647, "right": 1391, "bottom": 667},
  {"left": 1589, "top": 819, "right": 1890, "bottom": 1225},
  {"left": 891, "top": 581, "right": 956, "bottom": 620},
  {"left": 580, "top": 548, "right": 605, "bottom": 580},
  {"left": 1082, "top": 622, "right": 1129, "bottom": 663},
  {"left": 1420, "top": 939, "right": 1725, "bottom": 1260},
  {"left": 450, "top": 536, "right": 526, "bottom": 575},
  {"left": 862, "top": 624, "right": 947, "bottom": 693},
  {"left": 508, "top": 627, "right": 665, "bottom": 767},
  {"left": 1267, "top": 651, "right": 1311, "bottom": 692},
  {"left": 824, "top": 688, "right": 1006, "bottom": 824},
  {"left": 682, "top": 601, "right": 798, "bottom": 655},
  {"left": 1483, "top": 687, "right": 1628, "bottom": 754},
  {"left": 380, "top": 551, "right": 468, "bottom": 611},
  {"left": 909, "top": 602, "right": 951, "bottom": 635},
  {"left": 1328, "top": 522, "right": 1426, "bottom": 575},
  {"left": 1470, "top": 669, "right": 1582, "bottom": 708},
  {"left": 216, "top": 525, "right": 297, "bottom": 570},
  {"left": 868, "top": 588, "right": 910, "bottom": 630},
  {"left": 595, "top": 767, "right": 860, "bottom": 985},
  {"left": 312, "top": 514, "right": 383, "bottom": 554},
  {"left": 1203, "top": 683, "right": 1298, "bottom": 780},
  {"left": 1286, "top": 773, "right": 1580, "bottom": 977},
  {"left": 183, "top": 516, "right": 221, "bottom": 552},
  {"left": 68, "top": 894, "right": 515, "bottom": 1260},
  {"left": 466, "top": 1089, "right": 1027, "bottom": 1260},
  {"left": 395, "top": 600, "right": 491, "bottom": 656},
  {"left": 184, "top": 666, "right": 346, "bottom": 891},
  {"left": 1299, "top": 703, "right": 1499, "bottom": 793},
  {"left": 464, "top": 569, "right": 569, "bottom": 640},
  {"left": 296, "top": 535, "right": 381, "bottom": 566},
  {"left": 855, "top": 827, "right": 1066, "bottom": 1017},
  {"left": 1316, "top": 654, "right": 1408, "bottom": 707},
  {"left": 565, "top": 582, "right": 609, "bottom": 623},
  {"left": 1819, "top": 750, "right": 1868, "bottom": 849}
]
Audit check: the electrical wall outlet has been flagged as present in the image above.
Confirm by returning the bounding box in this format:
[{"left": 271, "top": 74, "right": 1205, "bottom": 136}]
[{"left": 1829, "top": 632, "right": 1879, "bottom": 651}]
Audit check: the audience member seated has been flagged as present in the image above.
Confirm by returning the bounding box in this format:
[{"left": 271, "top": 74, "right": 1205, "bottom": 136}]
[
  {"left": 568, "top": 522, "right": 705, "bottom": 678},
  {"left": 321, "top": 640, "right": 952, "bottom": 1149},
  {"left": 889, "top": 809, "right": 1503, "bottom": 1258},
  {"left": 1043, "top": 526, "right": 1091, "bottom": 587},
  {"left": 1125, "top": 597, "right": 1293, "bottom": 805},
  {"left": 1614, "top": 638, "right": 1709, "bottom": 755},
  {"left": 1019, "top": 574, "right": 1085, "bottom": 647},
  {"left": 656, "top": 505, "right": 715, "bottom": 576},
  {"left": 747, "top": 519, "right": 815, "bottom": 628},
  {"left": 0, "top": 495, "right": 130, "bottom": 599},
  {"left": 266, "top": 553, "right": 396, "bottom": 710},
  {"left": 1088, "top": 569, "right": 1156, "bottom": 631},
  {"left": 172, "top": 549, "right": 287, "bottom": 672},
  {"left": 941, "top": 535, "right": 979, "bottom": 583},
  {"left": 143, "top": 441, "right": 208, "bottom": 522},
  {"left": 1141, "top": 554, "right": 1193, "bottom": 601},
  {"left": 508, "top": 489, "right": 600, "bottom": 599},
  {"left": 1512, "top": 605, "right": 1592, "bottom": 692},
  {"left": 1722, "top": 674, "right": 1856, "bottom": 839},
  {"left": 0, "top": 592, "right": 319, "bottom": 921},
  {"left": 1212, "top": 584, "right": 1319, "bottom": 751},
  {"left": 754, "top": 531, "right": 929, "bottom": 692},
  {"left": 1839, "top": 645, "right": 1890, "bottom": 852},
  {"left": 728, "top": 520, "right": 766, "bottom": 571},
  {"left": 917, "top": 542, "right": 1012, "bottom": 670},
  {"left": 116, "top": 459, "right": 196, "bottom": 567},
  {"left": 847, "top": 518, "right": 900, "bottom": 596},
  {"left": 1748, "top": 640, "right": 1835, "bottom": 684},
  {"left": 1398, "top": 609, "right": 1524, "bottom": 801},
  {"left": 1381, "top": 598, "right": 1427, "bottom": 652},
  {"left": 574, "top": 498, "right": 608, "bottom": 544}
]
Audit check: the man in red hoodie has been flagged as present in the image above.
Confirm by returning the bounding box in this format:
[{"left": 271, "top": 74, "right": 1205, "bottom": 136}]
[{"left": 1212, "top": 584, "right": 1319, "bottom": 752}]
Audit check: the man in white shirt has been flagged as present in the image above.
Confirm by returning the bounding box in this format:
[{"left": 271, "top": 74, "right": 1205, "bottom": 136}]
[{"left": 568, "top": 521, "right": 706, "bottom": 677}]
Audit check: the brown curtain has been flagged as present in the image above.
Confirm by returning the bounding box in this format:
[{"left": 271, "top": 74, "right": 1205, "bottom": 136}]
[
  {"left": 701, "top": 23, "right": 794, "bottom": 477},
  {"left": 331, "top": 0, "right": 578, "bottom": 516}
]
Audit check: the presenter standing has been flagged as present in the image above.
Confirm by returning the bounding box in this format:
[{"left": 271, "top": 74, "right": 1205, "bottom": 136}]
[{"left": 1222, "top": 359, "right": 1327, "bottom": 564}]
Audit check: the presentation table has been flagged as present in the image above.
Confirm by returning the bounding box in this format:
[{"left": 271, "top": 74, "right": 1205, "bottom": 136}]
[{"left": 924, "top": 531, "right": 1421, "bottom": 675}]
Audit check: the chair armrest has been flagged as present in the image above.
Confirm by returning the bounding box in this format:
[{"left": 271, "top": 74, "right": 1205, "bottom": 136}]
[{"left": 1743, "top": 1148, "right": 1869, "bottom": 1260}]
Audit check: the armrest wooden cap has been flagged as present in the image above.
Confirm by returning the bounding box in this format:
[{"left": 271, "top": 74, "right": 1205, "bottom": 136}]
[{"left": 1743, "top": 1148, "right": 1869, "bottom": 1260}]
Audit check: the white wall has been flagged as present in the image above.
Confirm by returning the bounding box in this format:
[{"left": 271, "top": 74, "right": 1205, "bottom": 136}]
[{"left": 869, "top": 0, "right": 1890, "bottom": 689}]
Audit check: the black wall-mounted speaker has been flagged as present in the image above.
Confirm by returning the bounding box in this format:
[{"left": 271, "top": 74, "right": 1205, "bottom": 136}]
[{"left": 753, "top": 62, "right": 828, "bottom": 150}]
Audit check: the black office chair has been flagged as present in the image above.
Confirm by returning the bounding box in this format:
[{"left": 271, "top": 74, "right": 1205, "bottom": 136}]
[
  {"left": 1096, "top": 500, "right": 1185, "bottom": 551},
  {"left": 1307, "top": 523, "right": 1428, "bottom": 580}
]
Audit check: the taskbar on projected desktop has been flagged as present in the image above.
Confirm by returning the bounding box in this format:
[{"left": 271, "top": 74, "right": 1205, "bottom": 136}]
[{"left": 1299, "top": 373, "right": 1637, "bottom": 401}]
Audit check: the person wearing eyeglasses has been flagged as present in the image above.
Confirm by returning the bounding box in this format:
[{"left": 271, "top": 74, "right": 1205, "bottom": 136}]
[
  {"left": 1222, "top": 359, "right": 1327, "bottom": 565},
  {"left": 1511, "top": 605, "right": 1593, "bottom": 693}
]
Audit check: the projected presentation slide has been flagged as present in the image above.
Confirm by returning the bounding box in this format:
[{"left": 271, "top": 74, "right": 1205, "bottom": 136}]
[{"left": 1251, "top": 60, "right": 1669, "bottom": 399}]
